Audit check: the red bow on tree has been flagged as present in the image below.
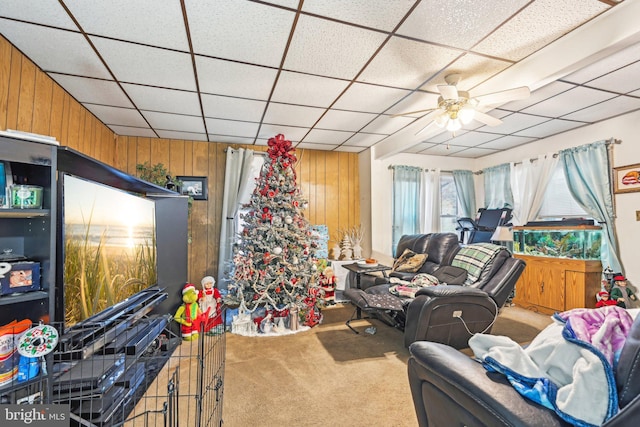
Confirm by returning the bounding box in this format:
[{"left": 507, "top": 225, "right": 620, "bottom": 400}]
[{"left": 267, "top": 134, "right": 297, "bottom": 164}]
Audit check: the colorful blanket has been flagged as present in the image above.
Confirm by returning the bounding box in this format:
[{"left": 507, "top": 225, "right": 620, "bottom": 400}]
[{"left": 469, "top": 306, "right": 634, "bottom": 427}]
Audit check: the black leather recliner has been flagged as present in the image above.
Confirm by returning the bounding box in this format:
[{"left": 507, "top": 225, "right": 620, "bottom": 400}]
[
  {"left": 407, "top": 313, "right": 640, "bottom": 426},
  {"left": 345, "top": 233, "right": 526, "bottom": 349}
]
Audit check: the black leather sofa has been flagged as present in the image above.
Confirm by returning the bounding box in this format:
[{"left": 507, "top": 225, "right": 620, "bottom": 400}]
[
  {"left": 344, "top": 233, "right": 526, "bottom": 348},
  {"left": 407, "top": 313, "right": 640, "bottom": 426}
]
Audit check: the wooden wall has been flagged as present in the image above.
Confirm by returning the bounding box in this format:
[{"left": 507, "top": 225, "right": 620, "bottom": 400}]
[
  {"left": 1, "top": 35, "right": 361, "bottom": 285},
  {"left": 0, "top": 36, "right": 116, "bottom": 163},
  {"left": 114, "top": 136, "right": 360, "bottom": 283}
]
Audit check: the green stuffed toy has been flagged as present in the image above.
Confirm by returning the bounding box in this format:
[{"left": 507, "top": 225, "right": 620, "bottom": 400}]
[{"left": 173, "top": 283, "right": 210, "bottom": 340}]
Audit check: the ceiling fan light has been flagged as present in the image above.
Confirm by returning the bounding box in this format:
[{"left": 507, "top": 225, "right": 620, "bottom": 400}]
[
  {"left": 446, "top": 118, "right": 462, "bottom": 132},
  {"left": 434, "top": 113, "right": 448, "bottom": 128},
  {"left": 459, "top": 106, "right": 475, "bottom": 124}
]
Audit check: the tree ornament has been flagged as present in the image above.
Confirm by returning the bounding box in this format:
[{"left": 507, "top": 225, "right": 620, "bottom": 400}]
[
  {"left": 285, "top": 215, "right": 293, "bottom": 224},
  {"left": 273, "top": 246, "right": 283, "bottom": 255}
]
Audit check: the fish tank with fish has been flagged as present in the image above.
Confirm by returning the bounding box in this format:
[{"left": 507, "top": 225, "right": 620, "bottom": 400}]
[{"left": 512, "top": 226, "right": 602, "bottom": 260}]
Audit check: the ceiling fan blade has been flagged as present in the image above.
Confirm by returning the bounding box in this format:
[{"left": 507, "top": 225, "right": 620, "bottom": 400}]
[
  {"left": 415, "top": 110, "right": 445, "bottom": 135},
  {"left": 474, "top": 86, "right": 530, "bottom": 106},
  {"left": 474, "top": 111, "right": 503, "bottom": 126},
  {"left": 437, "top": 84, "right": 458, "bottom": 100},
  {"left": 391, "top": 108, "right": 435, "bottom": 118}
]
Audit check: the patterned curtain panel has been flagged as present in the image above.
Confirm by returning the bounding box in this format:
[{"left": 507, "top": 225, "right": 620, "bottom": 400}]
[
  {"left": 483, "top": 163, "right": 514, "bottom": 209},
  {"left": 452, "top": 169, "right": 476, "bottom": 218},
  {"left": 560, "top": 141, "right": 622, "bottom": 272},
  {"left": 391, "top": 165, "right": 423, "bottom": 257}
]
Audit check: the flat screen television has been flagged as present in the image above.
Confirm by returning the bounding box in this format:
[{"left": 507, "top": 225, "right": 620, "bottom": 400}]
[{"left": 57, "top": 174, "right": 158, "bottom": 328}]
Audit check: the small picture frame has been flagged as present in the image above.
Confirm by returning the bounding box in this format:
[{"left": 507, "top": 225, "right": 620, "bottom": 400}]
[
  {"left": 177, "top": 176, "right": 208, "bottom": 200},
  {"left": 613, "top": 163, "right": 640, "bottom": 194}
]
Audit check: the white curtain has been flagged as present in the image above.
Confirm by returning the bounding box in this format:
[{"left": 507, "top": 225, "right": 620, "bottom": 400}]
[
  {"left": 217, "top": 148, "right": 258, "bottom": 290},
  {"left": 510, "top": 153, "right": 558, "bottom": 226},
  {"left": 423, "top": 169, "right": 440, "bottom": 233}
]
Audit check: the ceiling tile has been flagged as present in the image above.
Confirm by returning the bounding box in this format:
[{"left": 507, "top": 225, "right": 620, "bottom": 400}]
[
  {"left": 303, "top": 129, "right": 353, "bottom": 144},
  {"left": 585, "top": 60, "right": 640, "bottom": 94},
  {"left": 209, "top": 135, "right": 256, "bottom": 144},
  {"left": 108, "top": 125, "right": 156, "bottom": 138},
  {"left": 343, "top": 132, "right": 387, "bottom": 147},
  {"left": 263, "top": 104, "right": 325, "bottom": 127},
  {"left": 205, "top": 118, "right": 260, "bottom": 138},
  {"left": 385, "top": 91, "right": 441, "bottom": 117},
  {"left": 271, "top": 71, "right": 351, "bottom": 108},
  {"left": 0, "top": 0, "right": 76, "bottom": 29},
  {"left": 455, "top": 147, "right": 499, "bottom": 158},
  {"left": 195, "top": 56, "right": 278, "bottom": 100},
  {"left": 479, "top": 135, "right": 536, "bottom": 150},
  {"left": 90, "top": 36, "right": 196, "bottom": 90},
  {"left": 142, "top": 111, "right": 205, "bottom": 133},
  {"left": 201, "top": 94, "right": 266, "bottom": 122},
  {"left": 563, "top": 41, "right": 640, "bottom": 84},
  {"left": 405, "top": 142, "right": 436, "bottom": 154},
  {"left": 361, "top": 115, "right": 413, "bottom": 134},
  {"left": 333, "top": 83, "right": 410, "bottom": 113},
  {"left": 358, "top": 37, "right": 461, "bottom": 89},
  {"left": 186, "top": 0, "right": 294, "bottom": 67},
  {"left": 258, "top": 125, "right": 309, "bottom": 142},
  {"left": 514, "top": 119, "right": 586, "bottom": 138},
  {"left": 0, "top": 20, "right": 110, "bottom": 78},
  {"left": 421, "top": 144, "right": 466, "bottom": 156},
  {"left": 284, "top": 14, "right": 387, "bottom": 79},
  {"left": 397, "top": 0, "right": 530, "bottom": 50},
  {"left": 334, "top": 145, "right": 366, "bottom": 153},
  {"left": 473, "top": 0, "right": 609, "bottom": 61},
  {"left": 478, "top": 112, "right": 550, "bottom": 134},
  {"left": 158, "top": 130, "right": 208, "bottom": 141},
  {"left": 562, "top": 95, "right": 640, "bottom": 122},
  {"left": 296, "top": 142, "right": 338, "bottom": 150},
  {"left": 82, "top": 104, "right": 148, "bottom": 127},
  {"left": 445, "top": 131, "right": 503, "bottom": 147},
  {"left": 49, "top": 74, "right": 132, "bottom": 107},
  {"left": 315, "top": 110, "right": 378, "bottom": 131},
  {"left": 65, "top": 0, "right": 188, "bottom": 50},
  {"left": 121, "top": 84, "right": 202, "bottom": 116},
  {"left": 522, "top": 86, "right": 616, "bottom": 117},
  {"left": 302, "top": 0, "right": 415, "bottom": 31},
  {"left": 422, "top": 53, "right": 512, "bottom": 94}
]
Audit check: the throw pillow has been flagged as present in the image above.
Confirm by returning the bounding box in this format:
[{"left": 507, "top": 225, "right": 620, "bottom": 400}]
[
  {"left": 451, "top": 243, "right": 504, "bottom": 286},
  {"left": 393, "top": 248, "right": 428, "bottom": 273}
]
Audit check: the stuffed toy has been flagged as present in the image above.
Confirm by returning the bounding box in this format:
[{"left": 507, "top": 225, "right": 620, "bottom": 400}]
[
  {"left": 173, "top": 283, "right": 210, "bottom": 340},
  {"left": 595, "top": 291, "right": 617, "bottom": 308},
  {"left": 610, "top": 275, "right": 637, "bottom": 309},
  {"left": 318, "top": 267, "right": 336, "bottom": 303},
  {"left": 199, "top": 276, "right": 223, "bottom": 334}
]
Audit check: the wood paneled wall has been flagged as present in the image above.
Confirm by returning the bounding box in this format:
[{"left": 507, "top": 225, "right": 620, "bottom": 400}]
[
  {"left": 115, "top": 136, "right": 360, "bottom": 283},
  {"left": 1, "top": 35, "right": 360, "bottom": 285},
  {"left": 0, "top": 36, "right": 116, "bottom": 163}
]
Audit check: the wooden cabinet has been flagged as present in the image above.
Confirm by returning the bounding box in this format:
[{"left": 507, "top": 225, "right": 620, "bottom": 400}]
[{"left": 513, "top": 254, "right": 602, "bottom": 314}]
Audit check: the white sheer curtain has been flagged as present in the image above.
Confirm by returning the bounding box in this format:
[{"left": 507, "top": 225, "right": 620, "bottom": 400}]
[
  {"left": 510, "top": 153, "right": 558, "bottom": 225},
  {"left": 217, "top": 148, "right": 260, "bottom": 290},
  {"left": 423, "top": 169, "right": 440, "bottom": 233}
]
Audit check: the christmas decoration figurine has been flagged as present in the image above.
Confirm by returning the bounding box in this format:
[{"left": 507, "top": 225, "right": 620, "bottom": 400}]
[
  {"left": 611, "top": 275, "right": 637, "bottom": 309},
  {"left": 199, "top": 276, "right": 223, "bottom": 334},
  {"left": 173, "top": 283, "right": 210, "bottom": 340},
  {"left": 225, "top": 134, "right": 321, "bottom": 334},
  {"left": 596, "top": 291, "right": 617, "bottom": 308}
]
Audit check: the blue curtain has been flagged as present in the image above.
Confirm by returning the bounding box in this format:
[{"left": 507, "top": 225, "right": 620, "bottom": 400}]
[
  {"left": 391, "top": 165, "right": 422, "bottom": 256},
  {"left": 483, "top": 163, "right": 514, "bottom": 209},
  {"left": 560, "top": 141, "right": 622, "bottom": 272},
  {"left": 452, "top": 170, "right": 476, "bottom": 218}
]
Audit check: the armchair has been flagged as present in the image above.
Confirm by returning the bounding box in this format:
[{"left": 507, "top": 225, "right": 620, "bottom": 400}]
[{"left": 407, "top": 312, "right": 640, "bottom": 427}]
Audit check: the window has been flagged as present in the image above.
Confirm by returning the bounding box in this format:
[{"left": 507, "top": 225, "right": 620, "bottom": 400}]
[
  {"left": 440, "top": 173, "right": 459, "bottom": 232},
  {"left": 538, "top": 163, "right": 589, "bottom": 219}
]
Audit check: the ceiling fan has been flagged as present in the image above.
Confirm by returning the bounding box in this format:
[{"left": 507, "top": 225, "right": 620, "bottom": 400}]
[{"left": 395, "top": 74, "right": 531, "bottom": 135}]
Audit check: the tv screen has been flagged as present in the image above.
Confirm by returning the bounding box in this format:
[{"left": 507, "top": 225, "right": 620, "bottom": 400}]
[{"left": 61, "top": 174, "right": 157, "bottom": 327}]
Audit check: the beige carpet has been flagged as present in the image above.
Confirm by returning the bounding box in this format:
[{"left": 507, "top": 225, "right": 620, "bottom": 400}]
[{"left": 222, "top": 303, "right": 552, "bottom": 427}]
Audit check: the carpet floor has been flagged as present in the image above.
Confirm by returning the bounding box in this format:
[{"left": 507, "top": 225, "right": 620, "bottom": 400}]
[{"left": 222, "top": 303, "right": 552, "bottom": 427}]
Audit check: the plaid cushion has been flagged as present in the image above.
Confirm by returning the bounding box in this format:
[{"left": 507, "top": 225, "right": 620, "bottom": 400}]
[{"left": 451, "top": 243, "right": 504, "bottom": 286}]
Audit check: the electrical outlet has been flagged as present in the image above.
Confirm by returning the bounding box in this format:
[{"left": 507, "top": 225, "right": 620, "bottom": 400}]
[
  {"left": 636, "top": 210, "right": 640, "bottom": 221},
  {"left": 453, "top": 310, "right": 462, "bottom": 318}
]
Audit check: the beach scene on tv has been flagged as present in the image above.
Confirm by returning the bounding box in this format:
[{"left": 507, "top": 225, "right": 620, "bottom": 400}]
[{"left": 63, "top": 175, "right": 157, "bottom": 326}]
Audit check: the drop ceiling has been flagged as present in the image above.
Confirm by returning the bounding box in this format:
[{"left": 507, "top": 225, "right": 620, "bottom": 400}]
[{"left": 1, "top": 0, "right": 639, "bottom": 158}]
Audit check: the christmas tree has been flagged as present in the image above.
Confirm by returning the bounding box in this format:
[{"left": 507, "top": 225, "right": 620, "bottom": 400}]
[{"left": 227, "top": 134, "right": 321, "bottom": 327}]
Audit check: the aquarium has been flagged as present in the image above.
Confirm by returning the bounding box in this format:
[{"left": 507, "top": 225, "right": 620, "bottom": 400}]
[{"left": 513, "top": 227, "right": 602, "bottom": 260}]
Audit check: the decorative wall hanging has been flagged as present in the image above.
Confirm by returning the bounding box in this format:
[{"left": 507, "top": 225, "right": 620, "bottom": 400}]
[{"left": 613, "top": 163, "right": 640, "bottom": 194}]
